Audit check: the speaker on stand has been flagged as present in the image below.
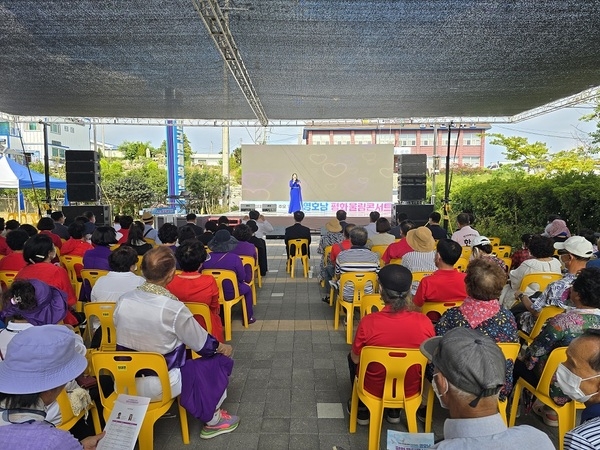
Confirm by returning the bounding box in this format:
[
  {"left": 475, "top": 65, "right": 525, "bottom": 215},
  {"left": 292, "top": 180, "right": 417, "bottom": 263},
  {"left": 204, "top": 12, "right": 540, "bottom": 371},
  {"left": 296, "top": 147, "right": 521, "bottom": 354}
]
[
  {"left": 65, "top": 150, "right": 100, "bottom": 202},
  {"left": 397, "top": 154, "right": 427, "bottom": 203}
]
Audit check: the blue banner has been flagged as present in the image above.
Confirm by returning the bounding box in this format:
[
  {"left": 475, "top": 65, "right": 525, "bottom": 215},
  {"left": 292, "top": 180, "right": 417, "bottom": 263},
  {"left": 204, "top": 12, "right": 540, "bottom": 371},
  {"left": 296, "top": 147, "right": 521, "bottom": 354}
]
[{"left": 166, "top": 121, "right": 185, "bottom": 211}]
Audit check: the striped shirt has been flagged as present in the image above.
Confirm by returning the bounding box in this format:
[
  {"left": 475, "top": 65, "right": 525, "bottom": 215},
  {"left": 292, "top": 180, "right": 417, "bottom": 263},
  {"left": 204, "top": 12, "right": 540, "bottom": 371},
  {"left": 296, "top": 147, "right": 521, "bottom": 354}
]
[
  {"left": 335, "top": 248, "right": 380, "bottom": 300},
  {"left": 564, "top": 416, "right": 600, "bottom": 450}
]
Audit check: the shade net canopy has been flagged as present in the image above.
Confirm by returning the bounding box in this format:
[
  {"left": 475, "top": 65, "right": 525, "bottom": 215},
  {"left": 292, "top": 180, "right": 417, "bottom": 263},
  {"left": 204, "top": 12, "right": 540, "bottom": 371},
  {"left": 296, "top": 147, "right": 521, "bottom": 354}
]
[{"left": 0, "top": 0, "right": 599, "bottom": 122}]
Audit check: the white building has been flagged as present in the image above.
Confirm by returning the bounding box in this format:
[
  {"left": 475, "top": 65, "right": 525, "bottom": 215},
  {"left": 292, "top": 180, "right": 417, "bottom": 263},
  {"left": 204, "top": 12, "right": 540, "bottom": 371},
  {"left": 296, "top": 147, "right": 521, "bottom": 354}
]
[{"left": 190, "top": 152, "right": 222, "bottom": 167}]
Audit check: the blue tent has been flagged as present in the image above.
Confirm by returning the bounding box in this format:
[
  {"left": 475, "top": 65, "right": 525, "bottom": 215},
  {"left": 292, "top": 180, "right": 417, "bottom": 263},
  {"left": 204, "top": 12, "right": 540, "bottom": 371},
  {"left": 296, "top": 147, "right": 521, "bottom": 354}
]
[{"left": 0, "top": 155, "right": 67, "bottom": 210}]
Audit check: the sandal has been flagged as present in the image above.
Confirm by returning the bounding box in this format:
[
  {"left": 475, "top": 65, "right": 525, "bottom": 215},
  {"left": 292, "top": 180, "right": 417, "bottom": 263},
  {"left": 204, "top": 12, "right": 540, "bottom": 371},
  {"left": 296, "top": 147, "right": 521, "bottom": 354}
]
[{"left": 532, "top": 400, "right": 558, "bottom": 427}]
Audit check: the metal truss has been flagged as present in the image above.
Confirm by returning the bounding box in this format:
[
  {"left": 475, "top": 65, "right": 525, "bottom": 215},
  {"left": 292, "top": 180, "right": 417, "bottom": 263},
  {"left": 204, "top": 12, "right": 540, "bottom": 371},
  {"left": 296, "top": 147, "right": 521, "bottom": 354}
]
[{"left": 190, "top": 0, "right": 268, "bottom": 127}]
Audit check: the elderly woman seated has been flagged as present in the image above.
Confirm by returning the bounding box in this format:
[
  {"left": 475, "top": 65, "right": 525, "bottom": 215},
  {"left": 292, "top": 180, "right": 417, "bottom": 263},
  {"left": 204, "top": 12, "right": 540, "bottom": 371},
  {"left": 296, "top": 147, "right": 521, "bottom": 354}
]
[
  {"left": 114, "top": 246, "right": 239, "bottom": 439},
  {"left": 167, "top": 240, "right": 225, "bottom": 342},
  {"left": 0, "top": 325, "right": 104, "bottom": 448}
]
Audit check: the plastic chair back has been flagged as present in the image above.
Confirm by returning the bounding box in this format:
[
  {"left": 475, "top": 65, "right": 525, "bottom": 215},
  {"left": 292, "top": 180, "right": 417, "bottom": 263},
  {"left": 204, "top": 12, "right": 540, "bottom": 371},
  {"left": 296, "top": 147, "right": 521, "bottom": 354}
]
[
  {"left": 0, "top": 270, "right": 18, "bottom": 292},
  {"left": 518, "top": 272, "right": 562, "bottom": 294},
  {"left": 84, "top": 302, "right": 117, "bottom": 350},
  {"left": 240, "top": 255, "right": 257, "bottom": 305},
  {"left": 493, "top": 245, "right": 512, "bottom": 258},
  {"left": 60, "top": 255, "right": 84, "bottom": 299},
  {"left": 91, "top": 351, "right": 189, "bottom": 449},
  {"left": 56, "top": 388, "right": 101, "bottom": 434},
  {"left": 359, "top": 293, "right": 385, "bottom": 318},
  {"left": 287, "top": 238, "right": 310, "bottom": 278},
  {"left": 454, "top": 257, "right": 469, "bottom": 272},
  {"left": 497, "top": 342, "right": 521, "bottom": 424},
  {"left": 421, "top": 300, "right": 464, "bottom": 320},
  {"left": 334, "top": 271, "right": 379, "bottom": 344},
  {"left": 460, "top": 247, "right": 472, "bottom": 260},
  {"left": 518, "top": 305, "right": 565, "bottom": 345},
  {"left": 370, "top": 245, "right": 388, "bottom": 267},
  {"left": 349, "top": 347, "right": 427, "bottom": 450},
  {"left": 411, "top": 271, "right": 433, "bottom": 283},
  {"left": 183, "top": 302, "right": 213, "bottom": 334},
  {"left": 489, "top": 237, "right": 501, "bottom": 247},
  {"left": 80, "top": 269, "right": 109, "bottom": 294}
]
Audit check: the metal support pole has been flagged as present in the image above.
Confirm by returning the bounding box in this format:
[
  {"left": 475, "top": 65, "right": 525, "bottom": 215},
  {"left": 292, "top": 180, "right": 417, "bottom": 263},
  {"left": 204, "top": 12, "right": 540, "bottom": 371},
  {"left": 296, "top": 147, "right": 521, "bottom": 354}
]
[
  {"left": 442, "top": 122, "right": 453, "bottom": 231},
  {"left": 41, "top": 121, "right": 52, "bottom": 215}
]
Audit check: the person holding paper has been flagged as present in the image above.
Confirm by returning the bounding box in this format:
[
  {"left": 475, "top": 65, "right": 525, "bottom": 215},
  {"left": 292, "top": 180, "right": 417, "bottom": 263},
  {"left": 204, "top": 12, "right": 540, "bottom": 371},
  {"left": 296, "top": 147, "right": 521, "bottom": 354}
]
[
  {"left": 0, "top": 325, "right": 105, "bottom": 449},
  {"left": 114, "top": 246, "right": 240, "bottom": 440}
]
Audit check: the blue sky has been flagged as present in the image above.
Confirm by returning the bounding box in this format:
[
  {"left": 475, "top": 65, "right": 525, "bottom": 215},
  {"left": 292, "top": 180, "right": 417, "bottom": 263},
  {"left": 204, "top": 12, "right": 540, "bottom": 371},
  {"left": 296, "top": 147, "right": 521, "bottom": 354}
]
[{"left": 101, "top": 103, "right": 597, "bottom": 167}]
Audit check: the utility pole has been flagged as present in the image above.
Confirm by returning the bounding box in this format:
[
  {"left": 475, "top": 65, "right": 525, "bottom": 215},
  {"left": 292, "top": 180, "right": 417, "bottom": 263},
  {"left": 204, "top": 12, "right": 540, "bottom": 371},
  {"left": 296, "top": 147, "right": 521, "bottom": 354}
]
[
  {"left": 40, "top": 121, "right": 51, "bottom": 216},
  {"left": 222, "top": 0, "right": 231, "bottom": 210}
]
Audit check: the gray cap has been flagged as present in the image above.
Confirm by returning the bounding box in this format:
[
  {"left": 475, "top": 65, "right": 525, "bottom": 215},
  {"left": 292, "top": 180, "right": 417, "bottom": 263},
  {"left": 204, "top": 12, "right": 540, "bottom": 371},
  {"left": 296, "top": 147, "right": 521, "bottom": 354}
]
[{"left": 420, "top": 327, "right": 505, "bottom": 406}]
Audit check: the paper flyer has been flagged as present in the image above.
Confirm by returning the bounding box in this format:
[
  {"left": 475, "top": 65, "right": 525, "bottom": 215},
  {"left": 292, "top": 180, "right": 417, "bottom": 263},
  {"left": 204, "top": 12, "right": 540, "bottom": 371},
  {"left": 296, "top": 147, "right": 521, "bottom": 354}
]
[
  {"left": 97, "top": 394, "right": 151, "bottom": 450},
  {"left": 387, "top": 430, "right": 434, "bottom": 450}
]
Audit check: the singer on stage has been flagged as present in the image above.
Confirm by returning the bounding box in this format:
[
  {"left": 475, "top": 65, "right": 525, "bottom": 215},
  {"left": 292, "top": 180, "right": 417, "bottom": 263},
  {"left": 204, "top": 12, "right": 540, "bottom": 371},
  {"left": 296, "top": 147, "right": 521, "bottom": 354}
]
[{"left": 288, "top": 173, "right": 303, "bottom": 213}]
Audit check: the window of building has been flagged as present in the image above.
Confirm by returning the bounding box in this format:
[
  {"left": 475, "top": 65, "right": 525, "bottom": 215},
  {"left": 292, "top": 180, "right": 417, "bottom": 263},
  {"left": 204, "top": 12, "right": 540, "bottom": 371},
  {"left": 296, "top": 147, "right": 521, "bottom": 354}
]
[
  {"left": 50, "top": 124, "right": 61, "bottom": 134},
  {"left": 312, "top": 134, "right": 331, "bottom": 145},
  {"left": 51, "top": 147, "right": 65, "bottom": 159},
  {"left": 28, "top": 123, "right": 38, "bottom": 131},
  {"left": 463, "top": 133, "right": 481, "bottom": 146},
  {"left": 376, "top": 133, "right": 395, "bottom": 145},
  {"left": 420, "top": 133, "right": 434, "bottom": 146},
  {"left": 400, "top": 133, "right": 417, "bottom": 146},
  {"left": 462, "top": 156, "right": 481, "bottom": 166},
  {"left": 64, "top": 125, "right": 69, "bottom": 131},
  {"left": 51, "top": 140, "right": 62, "bottom": 146},
  {"left": 441, "top": 135, "right": 458, "bottom": 146},
  {"left": 334, "top": 133, "right": 351, "bottom": 145},
  {"left": 354, "top": 133, "right": 373, "bottom": 145},
  {"left": 70, "top": 127, "right": 75, "bottom": 133}
]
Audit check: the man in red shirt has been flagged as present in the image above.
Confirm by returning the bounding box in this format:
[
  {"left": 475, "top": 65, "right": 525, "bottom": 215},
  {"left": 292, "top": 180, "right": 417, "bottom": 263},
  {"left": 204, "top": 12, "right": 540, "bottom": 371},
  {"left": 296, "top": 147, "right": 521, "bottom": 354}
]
[
  {"left": 381, "top": 220, "right": 416, "bottom": 264},
  {"left": 60, "top": 221, "right": 93, "bottom": 257},
  {"left": 413, "top": 239, "right": 467, "bottom": 308},
  {"left": 0, "top": 229, "right": 29, "bottom": 272},
  {"left": 348, "top": 264, "right": 435, "bottom": 425}
]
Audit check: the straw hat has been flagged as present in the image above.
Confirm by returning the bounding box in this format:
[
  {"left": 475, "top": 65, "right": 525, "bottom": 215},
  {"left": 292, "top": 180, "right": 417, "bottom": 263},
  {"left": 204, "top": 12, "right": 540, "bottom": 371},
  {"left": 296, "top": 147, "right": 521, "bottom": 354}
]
[
  {"left": 406, "top": 226, "right": 435, "bottom": 252},
  {"left": 325, "top": 218, "right": 342, "bottom": 233},
  {"left": 141, "top": 211, "right": 154, "bottom": 223}
]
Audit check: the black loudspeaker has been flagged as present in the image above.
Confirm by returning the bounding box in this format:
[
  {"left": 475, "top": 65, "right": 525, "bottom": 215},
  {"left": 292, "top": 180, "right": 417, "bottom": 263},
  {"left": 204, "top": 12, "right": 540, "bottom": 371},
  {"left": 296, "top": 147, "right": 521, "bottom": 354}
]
[
  {"left": 62, "top": 205, "right": 112, "bottom": 227},
  {"left": 65, "top": 150, "right": 100, "bottom": 202},
  {"left": 393, "top": 204, "right": 434, "bottom": 227},
  {"left": 397, "top": 154, "right": 427, "bottom": 175}
]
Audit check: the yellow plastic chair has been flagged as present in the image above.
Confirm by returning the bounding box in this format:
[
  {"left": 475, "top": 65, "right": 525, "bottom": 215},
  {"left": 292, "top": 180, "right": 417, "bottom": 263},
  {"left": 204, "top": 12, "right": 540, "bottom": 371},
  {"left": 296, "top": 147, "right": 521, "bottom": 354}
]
[
  {"left": 56, "top": 388, "right": 101, "bottom": 434},
  {"left": 509, "top": 347, "right": 581, "bottom": 450},
  {"left": 80, "top": 268, "right": 108, "bottom": 294},
  {"left": 497, "top": 342, "right": 521, "bottom": 425},
  {"left": 489, "top": 237, "right": 501, "bottom": 247},
  {"left": 370, "top": 245, "right": 389, "bottom": 268},
  {"left": 493, "top": 245, "right": 512, "bottom": 258},
  {"left": 240, "top": 255, "right": 257, "bottom": 306},
  {"left": 350, "top": 347, "right": 427, "bottom": 450},
  {"left": 84, "top": 302, "right": 117, "bottom": 351},
  {"left": 60, "top": 255, "right": 84, "bottom": 299},
  {"left": 254, "top": 247, "right": 262, "bottom": 288},
  {"left": 454, "top": 257, "right": 469, "bottom": 272},
  {"left": 144, "top": 238, "right": 157, "bottom": 247},
  {"left": 183, "top": 302, "right": 212, "bottom": 359},
  {"left": 286, "top": 238, "right": 309, "bottom": 278},
  {"left": 388, "top": 258, "right": 402, "bottom": 265},
  {"left": 359, "top": 293, "right": 385, "bottom": 319},
  {"left": 460, "top": 246, "right": 472, "bottom": 260},
  {"left": 0, "top": 269, "right": 18, "bottom": 292},
  {"left": 518, "top": 305, "right": 565, "bottom": 345},
  {"left": 501, "top": 257, "right": 512, "bottom": 271},
  {"left": 334, "top": 272, "right": 379, "bottom": 344},
  {"left": 518, "top": 272, "right": 563, "bottom": 293},
  {"left": 91, "top": 351, "right": 190, "bottom": 450},
  {"left": 134, "top": 255, "right": 144, "bottom": 276},
  {"left": 411, "top": 271, "right": 433, "bottom": 283},
  {"left": 421, "top": 300, "right": 464, "bottom": 321},
  {"left": 202, "top": 269, "right": 248, "bottom": 341},
  {"left": 320, "top": 245, "right": 333, "bottom": 288}
]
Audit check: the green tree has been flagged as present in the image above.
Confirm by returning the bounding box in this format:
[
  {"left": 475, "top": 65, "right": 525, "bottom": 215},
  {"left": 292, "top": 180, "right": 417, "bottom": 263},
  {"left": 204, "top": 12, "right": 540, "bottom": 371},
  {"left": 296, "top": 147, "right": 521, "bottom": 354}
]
[
  {"left": 186, "top": 167, "right": 228, "bottom": 214},
  {"left": 158, "top": 132, "right": 193, "bottom": 165},
  {"left": 487, "top": 133, "right": 549, "bottom": 173},
  {"left": 229, "top": 146, "right": 242, "bottom": 185},
  {"left": 102, "top": 173, "right": 155, "bottom": 214},
  {"left": 118, "top": 141, "right": 156, "bottom": 160}
]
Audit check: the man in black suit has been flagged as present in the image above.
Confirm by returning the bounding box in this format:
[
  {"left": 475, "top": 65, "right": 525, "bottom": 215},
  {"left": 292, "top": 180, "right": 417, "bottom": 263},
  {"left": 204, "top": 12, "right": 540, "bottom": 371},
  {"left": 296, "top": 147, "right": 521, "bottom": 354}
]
[
  {"left": 183, "top": 213, "right": 203, "bottom": 236},
  {"left": 50, "top": 211, "right": 70, "bottom": 240},
  {"left": 426, "top": 211, "right": 449, "bottom": 240},
  {"left": 284, "top": 210, "right": 311, "bottom": 258},
  {"left": 247, "top": 220, "right": 268, "bottom": 276}
]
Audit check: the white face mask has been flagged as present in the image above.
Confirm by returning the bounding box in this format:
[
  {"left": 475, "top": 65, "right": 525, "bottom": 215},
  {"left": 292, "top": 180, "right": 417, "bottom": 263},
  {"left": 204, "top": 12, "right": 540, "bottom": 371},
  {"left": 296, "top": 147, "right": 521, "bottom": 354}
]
[
  {"left": 432, "top": 373, "right": 449, "bottom": 409},
  {"left": 556, "top": 363, "right": 600, "bottom": 403}
]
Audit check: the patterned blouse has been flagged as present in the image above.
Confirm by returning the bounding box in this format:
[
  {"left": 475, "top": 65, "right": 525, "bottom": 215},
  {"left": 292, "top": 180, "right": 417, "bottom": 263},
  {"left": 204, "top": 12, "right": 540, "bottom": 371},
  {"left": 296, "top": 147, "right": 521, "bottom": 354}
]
[
  {"left": 435, "top": 300, "right": 519, "bottom": 400},
  {"left": 318, "top": 231, "right": 345, "bottom": 280},
  {"left": 522, "top": 309, "right": 600, "bottom": 404}
]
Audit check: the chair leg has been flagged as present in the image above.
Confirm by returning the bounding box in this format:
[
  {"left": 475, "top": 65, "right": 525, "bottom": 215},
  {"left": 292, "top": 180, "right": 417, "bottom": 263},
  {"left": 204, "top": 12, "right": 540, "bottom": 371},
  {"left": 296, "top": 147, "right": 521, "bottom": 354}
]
[
  {"left": 302, "top": 256, "right": 308, "bottom": 278},
  {"left": 425, "top": 381, "right": 434, "bottom": 433},
  {"left": 291, "top": 257, "right": 296, "bottom": 278},
  {"left": 349, "top": 383, "right": 359, "bottom": 433},
  {"left": 508, "top": 382, "right": 523, "bottom": 427},
  {"left": 334, "top": 297, "right": 341, "bottom": 330},
  {"left": 367, "top": 403, "right": 383, "bottom": 450},
  {"left": 329, "top": 285, "right": 335, "bottom": 307},
  {"left": 251, "top": 283, "right": 257, "bottom": 306},
  {"left": 177, "top": 398, "right": 190, "bottom": 444},
  {"left": 90, "top": 404, "right": 102, "bottom": 435},
  {"left": 241, "top": 297, "right": 249, "bottom": 328},
  {"left": 223, "top": 303, "right": 232, "bottom": 341},
  {"left": 138, "top": 420, "right": 155, "bottom": 450},
  {"left": 346, "top": 304, "right": 354, "bottom": 344},
  {"left": 405, "top": 402, "right": 419, "bottom": 433}
]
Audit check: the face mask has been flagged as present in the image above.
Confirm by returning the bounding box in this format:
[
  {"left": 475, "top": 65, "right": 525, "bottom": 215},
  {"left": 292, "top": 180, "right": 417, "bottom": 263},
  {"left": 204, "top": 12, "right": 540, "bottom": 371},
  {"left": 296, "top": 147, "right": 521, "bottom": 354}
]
[
  {"left": 556, "top": 363, "right": 600, "bottom": 403},
  {"left": 432, "top": 373, "right": 449, "bottom": 409}
]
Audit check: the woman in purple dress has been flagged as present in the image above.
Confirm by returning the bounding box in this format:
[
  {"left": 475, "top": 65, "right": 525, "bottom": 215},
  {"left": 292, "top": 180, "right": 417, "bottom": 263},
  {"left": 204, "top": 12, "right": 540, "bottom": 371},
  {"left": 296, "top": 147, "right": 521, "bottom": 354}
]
[{"left": 288, "top": 173, "right": 303, "bottom": 213}]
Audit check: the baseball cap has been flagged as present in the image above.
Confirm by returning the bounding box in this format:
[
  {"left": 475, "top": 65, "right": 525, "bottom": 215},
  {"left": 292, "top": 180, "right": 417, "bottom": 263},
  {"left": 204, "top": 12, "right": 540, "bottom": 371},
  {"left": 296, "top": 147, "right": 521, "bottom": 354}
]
[
  {"left": 470, "top": 235, "right": 491, "bottom": 248},
  {"left": 377, "top": 264, "right": 413, "bottom": 293},
  {"left": 420, "top": 327, "right": 505, "bottom": 407},
  {"left": 0, "top": 325, "right": 88, "bottom": 394},
  {"left": 554, "top": 236, "right": 594, "bottom": 258}
]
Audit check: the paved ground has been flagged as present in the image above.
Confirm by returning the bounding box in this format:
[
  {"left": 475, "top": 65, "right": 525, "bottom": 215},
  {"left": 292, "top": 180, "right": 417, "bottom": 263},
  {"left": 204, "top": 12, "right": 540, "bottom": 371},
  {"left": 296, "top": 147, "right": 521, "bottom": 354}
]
[{"left": 155, "top": 239, "right": 559, "bottom": 450}]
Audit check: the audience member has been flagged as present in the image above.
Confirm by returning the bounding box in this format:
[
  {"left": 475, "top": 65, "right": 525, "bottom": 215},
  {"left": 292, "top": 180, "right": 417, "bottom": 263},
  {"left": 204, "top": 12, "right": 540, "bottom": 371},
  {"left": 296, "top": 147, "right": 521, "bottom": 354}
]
[
  {"left": 364, "top": 211, "right": 380, "bottom": 239},
  {"left": 499, "top": 234, "right": 561, "bottom": 308},
  {"left": 401, "top": 227, "right": 437, "bottom": 275},
  {"left": 334, "top": 227, "right": 380, "bottom": 300},
  {"left": 426, "top": 212, "right": 448, "bottom": 240},
  {"left": 420, "top": 327, "right": 555, "bottom": 449},
  {"left": 561, "top": 329, "right": 600, "bottom": 449},
  {"left": 0, "top": 326, "right": 105, "bottom": 448},
  {"left": 470, "top": 236, "right": 507, "bottom": 272},
  {"left": 158, "top": 223, "right": 179, "bottom": 250},
  {"left": 248, "top": 210, "right": 273, "bottom": 239},
  {"left": 510, "top": 233, "right": 533, "bottom": 270},
  {"left": 0, "top": 219, "right": 7, "bottom": 255},
  {"left": 16, "top": 234, "right": 79, "bottom": 326},
  {"left": 217, "top": 216, "right": 233, "bottom": 234},
  {"left": 0, "top": 229, "right": 29, "bottom": 271},
  {"left": 336, "top": 209, "right": 348, "bottom": 232},
  {"left": 517, "top": 236, "right": 593, "bottom": 333},
  {"left": 114, "top": 247, "right": 239, "bottom": 439},
  {"left": 451, "top": 213, "right": 480, "bottom": 247},
  {"left": 178, "top": 224, "right": 199, "bottom": 244},
  {"left": 36, "top": 217, "right": 62, "bottom": 250},
  {"left": 90, "top": 246, "right": 145, "bottom": 305},
  {"left": 167, "top": 240, "right": 224, "bottom": 342},
  {"left": 199, "top": 220, "right": 219, "bottom": 245},
  {"left": 204, "top": 230, "right": 255, "bottom": 324},
  {"left": 284, "top": 211, "right": 311, "bottom": 258},
  {"left": 348, "top": 264, "right": 434, "bottom": 425},
  {"left": 112, "top": 214, "right": 121, "bottom": 232},
  {"left": 232, "top": 224, "right": 258, "bottom": 280},
  {"left": 18, "top": 223, "right": 37, "bottom": 237},
  {"left": 182, "top": 213, "right": 203, "bottom": 236},
  {"left": 515, "top": 267, "right": 600, "bottom": 426},
  {"left": 123, "top": 221, "right": 153, "bottom": 255},
  {"left": 542, "top": 215, "right": 571, "bottom": 243},
  {"left": 117, "top": 215, "right": 134, "bottom": 244},
  {"left": 413, "top": 239, "right": 467, "bottom": 308},
  {"left": 434, "top": 258, "right": 518, "bottom": 401},
  {"left": 4, "top": 219, "right": 20, "bottom": 234},
  {"left": 139, "top": 211, "right": 159, "bottom": 243},
  {"left": 50, "top": 211, "right": 70, "bottom": 240},
  {"left": 83, "top": 226, "right": 118, "bottom": 271},
  {"left": 329, "top": 223, "right": 355, "bottom": 268},
  {"left": 368, "top": 217, "right": 395, "bottom": 247},
  {"left": 246, "top": 220, "right": 268, "bottom": 276},
  {"left": 381, "top": 220, "right": 416, "bottom": 264},
  {"left": 60, "top": 221, "right": 93, "bottom": 257},
  {"left": 318, "top": 218, "right": 344, "bottom": 281}
]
